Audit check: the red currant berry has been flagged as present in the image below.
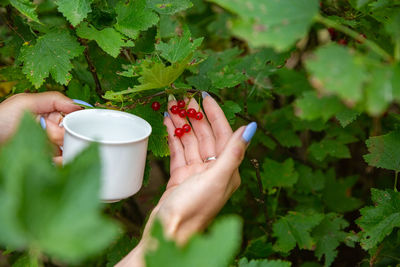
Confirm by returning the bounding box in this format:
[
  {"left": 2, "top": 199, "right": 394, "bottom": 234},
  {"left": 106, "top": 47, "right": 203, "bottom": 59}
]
[
  {"left": 175, "top": 128, "right": 184, "bottom": 138},
  {"left": 187, "top": 108, "right": 196, "bottom": 118},
  {"left": 247, "top": 78, "right": 254, "bottom": 85},
  {"left": 170, "top": 105, "right": 179, "bottom": 114},
  {"left": 151, "top": 101, "right": 161, "bottom": 111},
  {"left": 178, "top": 109, "right": 187, "bottom": 118},
  {"left": 182, "top": 124, "right": 191, "bottom": 133},
  {"left": 337, "top": 39, "right": 347, "bottom": 46},
  {"left": 177, "top": 100, "right": 186, "bottom": 109},
  {"left": 195, "top": 112, "right": 203, "bottom": 120},
  {"left": 328, "top": 28, "right": 336, "bottom": 40}
]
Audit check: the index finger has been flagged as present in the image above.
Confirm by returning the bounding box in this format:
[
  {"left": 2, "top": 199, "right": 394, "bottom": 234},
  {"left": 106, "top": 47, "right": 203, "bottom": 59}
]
[{"left": 22, "top": 92, "right": 81, "bottom": 114}]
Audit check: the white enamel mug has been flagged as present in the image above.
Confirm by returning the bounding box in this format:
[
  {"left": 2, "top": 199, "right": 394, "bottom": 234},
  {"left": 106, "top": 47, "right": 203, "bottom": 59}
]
[{"left": 62, "top": 109, "right": 152, "bottom": 202}]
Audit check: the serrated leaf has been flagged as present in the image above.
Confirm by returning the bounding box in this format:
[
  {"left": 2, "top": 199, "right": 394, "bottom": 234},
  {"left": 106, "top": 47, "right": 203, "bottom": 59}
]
[
  {"left": 272, "top": 212, "right": 324, "bottom": 253},
  {"left": 309, "top": 139, "right": 351, "bottom": 161},
  {"left": 238, "top": 257, "right": 291, "bottom": 267},
  {"left": 356, "top": 189, "right": 400, "bottom": 250},
  {"left": 55, "top": 0, "right": 93, "bottom": 26},
  {"left": 242, "top": 236, "right": 273, "bottom": 260},
  {"left": 19, "top": 30, "right": 84, "bottom": 88},
  {"left": 146, "top": 0, "right": 193, "bottom": 14},
  {"left": 336, "top": 109, "right": 360, "bottom": 127},
  {"left": 156, "top": 26, "right": 203, "bottom": 63},
  {"left": 364, "top": 130, "right": 400, "bottom": 172},
  {"left": 364, "top": 66, "right": 393, "bottom": 116},
  {"left": 295, "top": 164, "right": 325, "bottom": 194},
  {"left": 305, "top": 43, "right": 367, "bottom": 102},
  {"left": 145, "top": 216, "right": 242, "bottom": 267},
  {"left": 312, "top": 213, "right": 349, "bottom": 267},
  {"left": 76, "top": 23, "right": 134, "bottom": 58},
  {"left": 115, "top": 0, "right": 159, "bottom": 39},
  {"left": 295, "top": 91, "right": 345, "bottom": 122},
  {"left": 209, "top": 0, "right": 319, "bottom": 51},
  {"left": 9, "top": 0, "right": 39, "bottom": 22},
  {"left": 129, "top": 105, "right": 169, "bottom": 157},
  {"left": 322, "top": 171, "right": 362, "bottom": 213},
  {"left": 221, "top": 100, "right": 241, "bottom": 125},
  {"left": 261, "top": 158, "right": 298, "bottom": 190},
  {"left": 66, "top": 80, "right": 91, "bottom": 103},
  {"left": 0, "top": 113, "right": 119, "bottom": 262}
]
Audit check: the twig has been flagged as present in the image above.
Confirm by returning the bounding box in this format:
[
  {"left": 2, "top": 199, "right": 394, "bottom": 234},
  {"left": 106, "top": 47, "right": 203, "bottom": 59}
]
[
  {"left": 79, "top": 39, "right": 105, "bottom": 99},
  {"left": 251, "top": 159, "right": 269, "bottom": 224},
  {"left": 370, "top": 243, "right": 384, "bottom": 267}
]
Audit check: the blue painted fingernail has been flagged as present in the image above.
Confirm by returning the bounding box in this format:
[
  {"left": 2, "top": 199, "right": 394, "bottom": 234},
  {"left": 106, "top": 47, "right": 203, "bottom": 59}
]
[
  {"left": 72, "top": 99, "right": 94, "bottom": 108},
  {"left": 164, "top": 111, "right": 170, "bottom": 117},
  {"left": 242, "top": 122, "right": 257, "bottom": 143},
  {"left": 40, "top": 116, "right": 46, "bottom": 130},
  {"left": 201, "top": 91, "right": 211, "bottom": 99}
]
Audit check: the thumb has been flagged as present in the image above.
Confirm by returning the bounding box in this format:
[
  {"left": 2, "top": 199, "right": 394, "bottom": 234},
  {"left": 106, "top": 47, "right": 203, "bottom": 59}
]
[{"left": 212, "top": 122, "right": 257, "bottom": 177}]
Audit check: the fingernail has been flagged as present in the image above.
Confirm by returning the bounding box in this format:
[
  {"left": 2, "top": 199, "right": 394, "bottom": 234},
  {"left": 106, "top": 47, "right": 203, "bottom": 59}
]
[
  {"left": 201, "top": 91, "right": 211, "bottom": 99},
  {"left": 40, "top": 116, "right": 46, "bottom": 130},
  {"left": 164, "top": 111, "right": 170, "bottom": 117},
  {"left": 72, "top": 99, "right": 94, "bottom": 108},
  {"left": 168, "top": 94, "right": 176, "bottom": 102},
  {"left": 242, "top": 122, "right": 257, "bottom": 143}
]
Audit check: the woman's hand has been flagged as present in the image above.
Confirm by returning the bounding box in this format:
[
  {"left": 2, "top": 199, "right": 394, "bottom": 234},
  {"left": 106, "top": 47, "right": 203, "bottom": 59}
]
[
  {"left": 117, "top": 92, "right": 256, "bottom": 266},
  {"left": 0, "top": 92, "right": 81, "bottom": 157}
]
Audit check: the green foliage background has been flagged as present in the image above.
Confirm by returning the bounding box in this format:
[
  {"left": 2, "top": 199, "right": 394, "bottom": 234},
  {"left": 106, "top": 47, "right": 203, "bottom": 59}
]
[{"left": 1, "top": 0, "right": 400, "bottom": 266}]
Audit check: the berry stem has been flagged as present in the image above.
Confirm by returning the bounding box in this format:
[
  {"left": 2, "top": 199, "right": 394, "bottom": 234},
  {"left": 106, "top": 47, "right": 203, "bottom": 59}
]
[{"left": 315, "top": 14, "right": 393, "bottom": 62}]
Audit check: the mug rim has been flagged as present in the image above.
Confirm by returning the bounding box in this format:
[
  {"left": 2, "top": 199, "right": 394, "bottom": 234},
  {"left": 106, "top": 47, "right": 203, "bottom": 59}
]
[{"left": 63, "top": 109, "right": 152, "bottom": 144}]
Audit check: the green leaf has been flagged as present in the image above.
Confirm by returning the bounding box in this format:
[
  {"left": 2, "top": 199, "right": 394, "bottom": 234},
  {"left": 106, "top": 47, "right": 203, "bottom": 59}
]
[
  {"left": 0, "top": 113, "right": 119, "bottom": 262},
  {"left": 272, "top": 212, "right": 323, "bottom": 253},
  {"left": 19, "top": 30, "right": 84, "bottom": 88},
  {"left": 115, "top": 0, "right": 159, "bottom": 39},
  {"left": 335, "top": 108, "right": 360, "bottom": 127},
  {"left": 295, "top": 164, "right": 325, "bottom": 194},
  {"left": 76, "top": 23, "right": 134, "bottom": 58},
  {"left": 146, "top": 0, "right": 193, "bottom": 14},
  {"left": 261, "top": 158, "right": 298, "bottom": 191},
  {"left": 357, "top": 189, "right": 400, "bottom": 250},
  {"left": 312, "top": 213, "right": 349, "bottom": 267},
  {"left": 145, "top": 216, "right": 242, "bottom": 267},
  {"left": 221, "top": 100, "right": 241, "bottom": 125},
  {"left": 305, "top": 43, "right": 367, "bottom": 103},
  {"left": 9, "top": 0, "right": 39, "bottom": 22},
  {"left": 322, "top": 171, "right": 362, "bottom": 213},
  {"left": 238, "top": 257, "right": 292, "bottom": 267},
  {"left": 66, "top": 80, "right": 91, "bottom": 103},
  {"left": 209, "top": 0, "right": 319, "bottom": 51},
  {"left": 55, "top": 0, "right": 93, "bottom": 26},
  {"left": 156, "top": 26, "right": 203, "bottom": 63},
  {"left": 274, "top": 69, "right": 313, "bottom": 97},
  {"left": 295, "top": 91, "right": 345, "bottom": 122},
  {"left": 364, "top": 66, "right": 393, "bottom": 116},
  {"left": 364, "top": 130, "right": 400, "bottom": 172},
  {"left": 106, "top": 235, "right": 138, "bottom": 267},
  {"left": 309, "top": 139, "right": 351, "bottom": 161},
  {"left": 129, "top": 105, "right": 169, "bottom": 157},
  {"left": 241, "top": 236, "right": 273, "bottom": 260}
]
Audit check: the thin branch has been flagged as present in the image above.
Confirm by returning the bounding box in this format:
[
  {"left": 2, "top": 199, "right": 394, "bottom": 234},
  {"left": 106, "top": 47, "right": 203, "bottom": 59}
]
[
  {"left": 251, "top": 159, "right": 269, "bottom": 225},
  {"left": 370, "top": 243, "right": 384, "bottom": 267}
]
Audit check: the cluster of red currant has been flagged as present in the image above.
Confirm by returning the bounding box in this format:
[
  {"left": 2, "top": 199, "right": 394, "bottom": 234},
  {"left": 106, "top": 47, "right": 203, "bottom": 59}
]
[{"left": 171, "top": 100, "right": 204, "bottom": 138}]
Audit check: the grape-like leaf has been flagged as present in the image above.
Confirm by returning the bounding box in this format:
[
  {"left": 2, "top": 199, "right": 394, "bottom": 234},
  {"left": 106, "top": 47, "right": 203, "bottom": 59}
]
[
  {"left": 309, "top": 139, "right": 351, "bottom": 161},
  {"left": 272, "top": 212, "right": 324, "bottom": 253},
  {"left": 238, "top": 257, "right": 292, "bottom": 267},
  {"left": 76, "top": 23, "right": 134, "bottom": 58},
  {"left": 9, "top": 0, "right": 39, "bottom": 22},
  {"left": 295, "top": 91, "right": 345, "bottom": 122},
  {"left": 356, "top": 189, "right": 400, "bottom": 250},
  {"left": 156, "top": 26, "right": 203, "bottom": 63},
  {"left": 295, "top": 164, "right": 325, "bottom": 194},
  {"left": 209, "top": 0, "right": 319, "bottom": 51},
  {"left": 145, "top": 216, "right": 242, "bottom": 267},
  {"left": 115, "top": 0, "right": 159, "bottom": 39},
  {"left": 221, "top": 100, "right": 241, "bottom": 125},
  {"left": 336, "top": 108, "right": 360, "bottom": 127},
  {"left": 19, "top": 30, "right": 84, "bottom": 88},
  {"left": 305, "top": 43, "right": 367, "bottom": 103},
  {"left": 55, "top": 0, "right": 93, "bottom": 26},
  {"left": 312, "top": 213, "right": 349, "bottom": 267},
  {"left": 0, "top": 113, "right": 119, "bottom": 262},
  {"left": 146, "top": 0, "right": 193, "bottom": 14},
  {"left": 261, "top": 158, "right": 298, "bottom": 190},
  {"left": 364, "top": 130, "right": 400, "bottom": 172},
  {"left": 322, "top": 170, "right": 362, "bottom": 213}
]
